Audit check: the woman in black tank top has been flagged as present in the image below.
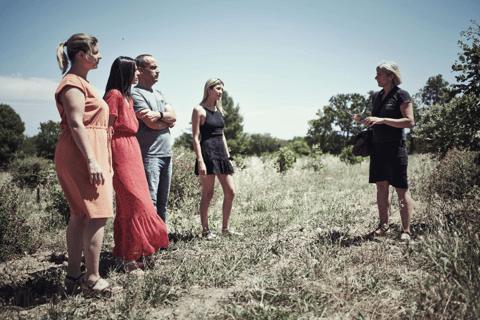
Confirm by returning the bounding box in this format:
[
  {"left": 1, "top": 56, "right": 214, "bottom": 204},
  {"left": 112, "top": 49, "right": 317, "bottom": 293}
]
[{"left": 191, "top": 78, "right": 242, "bottom": 240}]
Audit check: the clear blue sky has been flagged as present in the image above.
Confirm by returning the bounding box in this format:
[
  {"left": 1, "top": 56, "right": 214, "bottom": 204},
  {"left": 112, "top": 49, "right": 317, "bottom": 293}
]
[{"left": 0, "top": 0, "right": 478, "bottom": 139}]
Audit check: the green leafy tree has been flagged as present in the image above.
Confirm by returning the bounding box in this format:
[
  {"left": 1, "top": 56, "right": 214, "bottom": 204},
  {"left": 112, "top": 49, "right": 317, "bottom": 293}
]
[
  {"left": 412, "top": 75, "right": 451, "bottom": 153},
  {"left": 0, "top": 104, "right": 25, "bottom": 166},
  {"left": 35, "top": 120, "right": 62, "bottom": 159},
  {"left": 18, "top": 135, "right": 37, "bottom": 158},
  {"left": 244, "top": 133, "right": 287, "bottom": 156},
  {"left": 307, "top": 93, "right": 371, "bottom": 154},
  {"left": 413, "top": 94, "right": 480, "bottom": 155},
  {"left": 416, "top": 75, "right": 453, "bottom": 107},
  {"left": 173, "top": 131, "right": 194, "bottom": 151},
  {"left": 329, "top": 93, "right": 370, "bottom": 147},
  {"left": 288, "top": 137, "right": 310, "bottom": 156},
  {"left": 306, "top": 104, "right": 342, "bottom": 154},
  {"left": 452, "top": 20, "right": 480, "bottom": 96},
  {"left": 222, "top": 90, "right": 248, "bottom": 155},
  {"left": 414, "top": 21, "right": 480, "bottom": 155}
]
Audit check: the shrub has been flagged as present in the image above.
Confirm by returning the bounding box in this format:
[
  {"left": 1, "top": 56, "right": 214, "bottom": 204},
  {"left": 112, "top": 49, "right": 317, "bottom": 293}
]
[
  {"left": 429, "top": 147, "right": 480, "bottom": 200},
  {"left": 302, "top": 144, "right": 325, "bottom": 171},
  {"left": 339, "top": 145, "right": 364, "bottom": 165},
  {"left": 169, "top": 146, "right": 201, "bottom": 209},
  {"left": 46, "top": 184, "right": 70, "bottom": 225},
  {"left": 0, "top": 182, "right": 36, "bottom": 261},
  {"left": 276, "top": 146, "right": 296, "bottom": 173},
  {"left": 9, "top": 157, "right": 55, "bottom": 189},
  {"left": 413, "top": 93, "right": 480, "bottom": 155},
  {"left": 0, "top": 104, "right": 25, "bottom": 166}
]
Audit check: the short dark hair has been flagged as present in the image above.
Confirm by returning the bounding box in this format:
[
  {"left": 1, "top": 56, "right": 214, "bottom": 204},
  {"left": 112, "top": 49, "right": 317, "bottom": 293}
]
[
  {"left": 135, "top": 54, "right": 153, "bottom": 68},
  {"left": 104, "top": 56, "right": 136, "bottom": 99}
]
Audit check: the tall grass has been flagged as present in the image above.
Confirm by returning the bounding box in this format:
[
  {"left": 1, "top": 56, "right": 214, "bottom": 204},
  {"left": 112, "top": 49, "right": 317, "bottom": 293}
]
[{"left": 1, "top": 152, "right": 479, "bottom": 319}]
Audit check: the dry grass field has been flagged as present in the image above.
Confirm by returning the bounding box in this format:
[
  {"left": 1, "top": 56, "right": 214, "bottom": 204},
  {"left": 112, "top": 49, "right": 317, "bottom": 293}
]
[{"left": 0, "top": 153, "right": 479, "bottom": 319}]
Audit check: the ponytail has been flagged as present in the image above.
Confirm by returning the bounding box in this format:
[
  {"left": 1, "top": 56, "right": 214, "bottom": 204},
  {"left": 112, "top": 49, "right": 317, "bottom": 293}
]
[{"left": 56, "top": 42, "right": 68, "bottom": 74}]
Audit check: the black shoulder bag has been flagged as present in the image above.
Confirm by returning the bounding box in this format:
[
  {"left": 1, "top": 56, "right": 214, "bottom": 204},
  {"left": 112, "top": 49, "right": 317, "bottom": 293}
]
[{"left": 352, "top": 128, "right": 372, "bottom": 157}]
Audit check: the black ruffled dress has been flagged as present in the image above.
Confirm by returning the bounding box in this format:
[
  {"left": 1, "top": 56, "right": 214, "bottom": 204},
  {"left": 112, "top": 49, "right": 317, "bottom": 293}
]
[{"left": 195, "top": 108, "right": 234, "bottom": 175}]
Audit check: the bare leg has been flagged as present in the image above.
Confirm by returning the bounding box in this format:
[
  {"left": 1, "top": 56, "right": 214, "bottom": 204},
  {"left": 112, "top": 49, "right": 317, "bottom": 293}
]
[
  {"left": 217, "top": 174, "right": 235, "bottom": 231},
  {"left": 83, "top": 217, "right": 108, "bottom": 284},
  {"left": 200, "top": 175, "right": 215, "bottom": 233},
  {"left": 395, "top": 188, "right": 413, "bottom": 233},
  {"left": 376, "top": 181, "right": 390, "bottom": 228},
  {"left": 66, "top": 214, "right": 87, "bottom": 278}
]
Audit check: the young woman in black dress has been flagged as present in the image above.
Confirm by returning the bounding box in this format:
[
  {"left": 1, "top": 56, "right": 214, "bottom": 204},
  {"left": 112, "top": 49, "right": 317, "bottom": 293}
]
[{"left": 192, "top": 78, "right": 242, "bottom": 240}]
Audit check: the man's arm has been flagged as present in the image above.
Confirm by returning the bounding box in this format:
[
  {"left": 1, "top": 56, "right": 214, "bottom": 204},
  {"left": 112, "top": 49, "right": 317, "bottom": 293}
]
[
  {"left": 137, "top": 103, "right": 176, "bottom": 125},
  {"left": 136, "top": 109, "right": 174, "bottom": 130}
]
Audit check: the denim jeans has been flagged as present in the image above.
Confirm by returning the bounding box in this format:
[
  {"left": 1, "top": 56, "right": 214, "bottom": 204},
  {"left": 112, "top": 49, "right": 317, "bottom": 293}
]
[{"left": 142, "top": 156, "right": 172, "bottom": 223}]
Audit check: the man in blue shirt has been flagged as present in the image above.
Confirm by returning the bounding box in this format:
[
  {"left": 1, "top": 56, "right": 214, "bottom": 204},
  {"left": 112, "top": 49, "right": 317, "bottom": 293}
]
[{"left": 132, "top": 54, "right": 176, "bottom": 226}]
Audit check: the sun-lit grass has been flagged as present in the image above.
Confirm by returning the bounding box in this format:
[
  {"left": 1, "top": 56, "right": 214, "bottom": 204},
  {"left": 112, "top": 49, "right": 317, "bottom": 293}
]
[{"left": 1, "top": 152, "right": 479, "bottom": 319}]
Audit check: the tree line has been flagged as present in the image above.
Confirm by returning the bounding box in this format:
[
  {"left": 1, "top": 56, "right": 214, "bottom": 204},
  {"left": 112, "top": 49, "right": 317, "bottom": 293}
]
[{"left": 1, "top": 20, "right": 479, "bottom": 166}]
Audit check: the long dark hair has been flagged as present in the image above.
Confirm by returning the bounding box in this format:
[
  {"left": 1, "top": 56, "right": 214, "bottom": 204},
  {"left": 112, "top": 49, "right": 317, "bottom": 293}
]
[{"left": 104, "top": 56, "right": 136, "bottom": 99}]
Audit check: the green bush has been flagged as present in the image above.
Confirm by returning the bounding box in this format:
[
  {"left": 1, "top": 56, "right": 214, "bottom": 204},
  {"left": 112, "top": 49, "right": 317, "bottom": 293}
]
[
  {"left": 339, "top": 145, "right": 364, "bottom": 165},
  {"left": 46, "top": 184, "right": 70, "bottom": 225},
  {"left": 0, "top": 182, "right": 36, "bottom": 261},
  {"left": 9, "top": 157, "right": 55, "bottom": 189},
  {"left": 169, "top": 146, "right": 201, "bottom": 209},
  {"left": 429, "top": 147, "right": 480, "bottom": 200},
  {"left": 413, "top": 93, "right": 480, "bottom": 155},
  {"left": 302, "top": 144, "right": 325, "bottom": 171},
  {"left": 276, "top": 146, "right": 296, "bottom": 173}
]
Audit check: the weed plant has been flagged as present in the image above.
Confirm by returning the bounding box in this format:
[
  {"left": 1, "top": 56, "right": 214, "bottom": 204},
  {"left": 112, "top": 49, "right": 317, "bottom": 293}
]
[{"left": 276, "top": 146, "right": 296, "bottom": 173}]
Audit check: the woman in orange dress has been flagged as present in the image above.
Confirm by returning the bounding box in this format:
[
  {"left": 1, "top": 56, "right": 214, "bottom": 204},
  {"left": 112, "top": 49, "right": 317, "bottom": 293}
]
[
  {"left": 104, "top": 57, "right": 170, "bottom": 275},
  {"left": 55, "top": 33, "right": 121, "bottom": 295}
]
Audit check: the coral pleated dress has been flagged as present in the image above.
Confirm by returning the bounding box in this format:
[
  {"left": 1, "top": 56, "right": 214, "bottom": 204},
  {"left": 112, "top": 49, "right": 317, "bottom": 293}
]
[
  {"left": 105, "top": 90, "right": 169, "bottom": 260},
  {"left": 55, "top": 74, "right": 114, "bottom": 219}
]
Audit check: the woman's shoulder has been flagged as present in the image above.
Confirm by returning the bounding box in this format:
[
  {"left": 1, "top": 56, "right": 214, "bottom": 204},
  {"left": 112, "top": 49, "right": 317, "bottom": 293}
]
[
  {"left": 395, "top": 87, "right": 411, "bottom": 101},
  {"left": 56, "top": 74, "right": 87, "bottom": 92},
  {"left": 105, "top": 89, "right": 122, "bottom": 99},
  {"left": 193, "top": 104, "right": 206, "bottom": 114}
]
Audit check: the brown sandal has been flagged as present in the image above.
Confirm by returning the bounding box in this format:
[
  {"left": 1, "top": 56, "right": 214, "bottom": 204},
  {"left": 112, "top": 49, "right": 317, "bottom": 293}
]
[
  {"left": 222, "top": 229, "right": 244, "bottom": 236},
  {"left": 82, "top": 278, "right": 123, "bottom": 297},
  {"left": 124, "top": 261, "right": 145, "bottom": 277},
  {"left": 399, "top": 230, "right": 411, "bottom": 243}
]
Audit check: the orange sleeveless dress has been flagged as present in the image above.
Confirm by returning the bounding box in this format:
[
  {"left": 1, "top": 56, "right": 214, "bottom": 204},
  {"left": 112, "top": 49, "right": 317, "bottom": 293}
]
[{"left": 54, "top": 74, "right": 114, "bottom": 219}]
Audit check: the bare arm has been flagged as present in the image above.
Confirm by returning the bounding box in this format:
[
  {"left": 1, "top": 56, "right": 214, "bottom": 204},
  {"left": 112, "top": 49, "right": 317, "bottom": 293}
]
[
  {"left": 137, "top": 103, "right": 177, "bottom": 125},
  {"left": 136, "top": 107, "right": 176, "bottom": 130},
  {"left": 222, "top": 131, "right": 231, "bottom": 158},
  {"left": 192, "top": 105, "right": 207, "bottom": 175},
  {"left": 108, "top": 114, "right": 117, "bottom": 128},
  {"left": 364, "top": 101, "right": 414, "bottom": 129},
  {"left": 59, "top": 87, "right": 104, "bottom": 185}
]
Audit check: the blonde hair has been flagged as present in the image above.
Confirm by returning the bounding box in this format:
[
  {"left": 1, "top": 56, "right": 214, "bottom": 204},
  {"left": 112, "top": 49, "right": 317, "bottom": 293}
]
[
  {"left": 377, "top": 60, "right": 402, "bottom": 86},
  {"left": 56, "top": 33, "right": 98, "bottom": 74},
  {"left": 201, "top": 78, "right": 224, "bottom": 114}
]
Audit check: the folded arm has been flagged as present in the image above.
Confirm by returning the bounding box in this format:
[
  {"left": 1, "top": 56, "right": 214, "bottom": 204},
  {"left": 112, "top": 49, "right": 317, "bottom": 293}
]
[{"left": 136, "top": 103, "right": 176, "bottom": 130}]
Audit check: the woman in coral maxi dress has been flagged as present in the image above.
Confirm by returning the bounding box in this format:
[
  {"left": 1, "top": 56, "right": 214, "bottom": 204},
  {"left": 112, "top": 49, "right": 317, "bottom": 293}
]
[{"left": 104, "top": 57, "right": 169, "bottom": 275}]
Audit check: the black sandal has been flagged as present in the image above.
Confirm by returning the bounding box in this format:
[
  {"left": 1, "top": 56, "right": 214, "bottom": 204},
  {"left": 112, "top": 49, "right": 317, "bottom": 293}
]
[
  {"left": 65, "top": 273, "right": 85, "bottom": 295},
  {"left": 367, "top": 224, "right": 390, "bottom": 240}
]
